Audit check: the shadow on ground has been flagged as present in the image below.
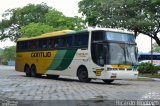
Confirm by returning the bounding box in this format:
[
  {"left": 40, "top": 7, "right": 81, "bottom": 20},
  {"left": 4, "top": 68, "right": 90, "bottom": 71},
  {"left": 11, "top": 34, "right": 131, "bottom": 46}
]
[{"left": 17, "top": 75, "right": 131, "bottom": 86}]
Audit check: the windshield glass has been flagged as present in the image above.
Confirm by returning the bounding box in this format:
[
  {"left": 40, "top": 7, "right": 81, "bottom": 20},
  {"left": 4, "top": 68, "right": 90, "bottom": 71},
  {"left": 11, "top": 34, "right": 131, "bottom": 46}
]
[
  {"left": 91, "top": 30, "right": 138, "bottom": 66},
  {"left": 106, "top": 42, "right": 137, "bottom": 65}
]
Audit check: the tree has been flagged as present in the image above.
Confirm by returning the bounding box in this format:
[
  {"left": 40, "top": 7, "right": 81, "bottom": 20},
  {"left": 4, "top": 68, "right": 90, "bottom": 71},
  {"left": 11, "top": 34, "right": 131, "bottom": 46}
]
[
  {"left": 0, "top": 3, "right": 50, "bottom": 41},
  {"left": 0, "top": 48, "right": 3, "bottom": 58},
  {"left": 152, "top": 43, "right": 160, "bottom": 52},
  {"left": 45, "top": 10, "right": 85, "bottom": 30},
  {"left": 20, "top": 22, "right": 54, "bottom": 37},
  {"left": 79, "top": 0, "right": 160, "bottom": 45},
  {"left": 0, "top": 3, "right": 85, "bottom": 41},
  {"left": 78, "top": 0, "right": 102, "bottom": 26},
  {"left": 2, "top": 46, "right": 16, "bottom": 63}
]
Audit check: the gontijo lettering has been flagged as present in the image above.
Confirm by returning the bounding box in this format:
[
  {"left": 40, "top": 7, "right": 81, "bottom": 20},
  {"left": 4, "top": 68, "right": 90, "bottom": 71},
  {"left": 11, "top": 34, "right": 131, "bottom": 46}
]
[{"left": 31, "top": 52, "right": 51, "bottom": 57}]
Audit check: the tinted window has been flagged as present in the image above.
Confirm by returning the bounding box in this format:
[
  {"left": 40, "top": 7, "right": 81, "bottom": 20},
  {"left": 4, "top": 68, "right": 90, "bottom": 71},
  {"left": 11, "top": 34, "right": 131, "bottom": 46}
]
[
  {"left": 17, "top": 32, "right": 89, "bottom": 52},
  {"left": 91, "top": 31, "right": 104, "bottom": 42},
  {"left": 66, "top": 36, "right": 73, "bottom": 47},
  {"left": 58, "top": 37, "right": 66, "bottom": 48},
  {"left": 17, "top": 41, "right": 28, "bottom": 51},
  {"left": 48, "top": 38, "right": 56, "bottom": 49},
  {"left": 38, "top": 39, "right": 48, "bottom": 49},
  {"left": 74, "top": 32, "right": 89, "bottom": 47},
  {"left": 28, "top": 40, "right": 38, "bottom": 50}
]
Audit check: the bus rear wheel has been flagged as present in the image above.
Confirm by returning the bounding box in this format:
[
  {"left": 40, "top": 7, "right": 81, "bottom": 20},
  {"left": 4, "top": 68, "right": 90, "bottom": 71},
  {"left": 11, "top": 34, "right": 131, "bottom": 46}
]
[
  {"left": 102, "top": 79, "right": 114, "bottom": 84},
  {"left": 77, "top": 66, "right": 91, "bottom": 82},
  {"left": 24, "top": 65, "right": 31, "bottom": 77},
  {"left": 31, "top": 65, "right": 41, "bottom": 77}
]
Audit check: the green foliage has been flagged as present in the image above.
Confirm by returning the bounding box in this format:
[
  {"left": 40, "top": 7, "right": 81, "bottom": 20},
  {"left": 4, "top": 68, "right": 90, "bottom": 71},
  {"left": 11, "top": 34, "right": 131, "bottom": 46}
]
[
  {"left": 8, "top": 3, "right": 50, "bottom": 26},
  {"left": 79, "top": 0, "right": 160, "bottom": 45},
  {"left": 138, "top": 62, "right": 160, "bottom": 74},
  {"left": 79, "top": 0, "right": 102, "bottom": 26},
  {"left": 20, "top": 23, "right": 54, "bottom": 37},
  {"left": 0, "top": 3, "right": 50, "bottom": 41},
  {"left": 0, "top": 3, "right": 85, "bottom": 41},
  {"left": 0, "top": 48, "right": 3, "bottom": 58},
  {"left": 152, "top": 43, "right": 160, "bottom": 52},
  {"left": 2, "top": 46, "right": 16, "bottom": 63},
  {"left": 45, "top": 10, "right": 85, "bottom": 30},
  {"left": 45, "top": 9, "right": 66, "bottom": 27}
]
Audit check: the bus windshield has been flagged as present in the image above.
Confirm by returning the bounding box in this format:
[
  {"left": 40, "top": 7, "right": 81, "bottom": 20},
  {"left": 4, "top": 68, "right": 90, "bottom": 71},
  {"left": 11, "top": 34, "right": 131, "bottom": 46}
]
[
  {"left": 91, "top": 30, "right": 138, "bottom": 66},
  {"left": 105, "top": 43, "right": 137, "bottom": 65}
]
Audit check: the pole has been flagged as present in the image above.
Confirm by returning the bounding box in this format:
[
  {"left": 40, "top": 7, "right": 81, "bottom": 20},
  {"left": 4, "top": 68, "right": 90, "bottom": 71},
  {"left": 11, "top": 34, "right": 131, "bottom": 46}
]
[{"left": 151, "top": 37, "right": 153, "bottom": 64}]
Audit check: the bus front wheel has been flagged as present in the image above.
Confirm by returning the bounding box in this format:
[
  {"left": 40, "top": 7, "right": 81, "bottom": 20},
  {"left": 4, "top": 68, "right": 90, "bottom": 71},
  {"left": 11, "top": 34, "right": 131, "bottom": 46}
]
[
  {"left": 77, "top": 66, "right": 91, "bottom": 82},
  {"left": 102, "top": 79, "right": 114, "bottom": 84},
  {"left": 24, "top": 65, "right": 31, "bottom": 77}
]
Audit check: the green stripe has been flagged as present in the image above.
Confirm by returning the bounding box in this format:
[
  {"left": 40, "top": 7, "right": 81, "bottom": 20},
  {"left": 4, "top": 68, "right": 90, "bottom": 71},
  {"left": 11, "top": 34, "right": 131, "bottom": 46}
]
[
  {"left": 56, "top": 49, "right": 77, "bottom": 70},
  {"left": 49, "top": 49, "right": 77, "bottom": 71},
  {"left": 49, "top": 50, "right": 67, "bottom": 70}
]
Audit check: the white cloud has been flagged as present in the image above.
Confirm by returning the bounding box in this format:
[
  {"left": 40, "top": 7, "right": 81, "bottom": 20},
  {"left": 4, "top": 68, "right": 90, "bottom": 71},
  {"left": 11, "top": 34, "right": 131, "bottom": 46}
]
[
  {"left": 0, "top": 39, "right": 15, "bottom": 48},
  {"left": 136, "top": 34, "right": 153, "bottom": 53}
]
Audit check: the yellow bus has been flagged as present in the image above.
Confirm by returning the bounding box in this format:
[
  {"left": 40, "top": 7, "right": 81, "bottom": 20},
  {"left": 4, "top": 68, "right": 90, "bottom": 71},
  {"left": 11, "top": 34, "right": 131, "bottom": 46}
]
[{"left": 16, "top": 28, "right": 138, "bottom": 83}]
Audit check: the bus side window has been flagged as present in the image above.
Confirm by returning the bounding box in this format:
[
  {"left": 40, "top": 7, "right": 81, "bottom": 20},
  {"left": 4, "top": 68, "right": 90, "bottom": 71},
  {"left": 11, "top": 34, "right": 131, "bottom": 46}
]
[
  {"left": 23, "top": 41, "right": 28, "bottom": 51},
  {"left": 91, "top": 31, "right": 104, "bottom": 42},
  {"left": 28, "top": 41, "right": 31, "bottom": 50},
  {"left": 43, "top": 39, "right": 48, "bottom": 49},
  {"left": 77, "top": 33, "right": 89, "bottom": 47},
  {"left": 17, "top": 42, "right": 28, "bottom": 52},
  {"left": 66, "top": 36, "right": 73, "bottom": 48},
  {"left": 54, "top": 37, "right": 59, "bottom": 48},
  {"left": 81, "top": 33, "right": 89, "bottom": 46},
  {"left": 28, "top": 40, "right": 37, "bottom": 50},
  {"left": 17, "top": 42, "right": 21, "bottom": 51},
  {"left": 38, "top": 39, "right": 47, "bottom": 50},
  {"left": 28, "top": 41, "right": 33, "bottom": 50},
  {"left": 38, "top": 40, "right": 42, "bottom": 50},
  {"left": 48, "top": 38, "right": 55, "bottom": 49},
  {"left": 58, "top": 37, "right": 66, "bottom": 48}
]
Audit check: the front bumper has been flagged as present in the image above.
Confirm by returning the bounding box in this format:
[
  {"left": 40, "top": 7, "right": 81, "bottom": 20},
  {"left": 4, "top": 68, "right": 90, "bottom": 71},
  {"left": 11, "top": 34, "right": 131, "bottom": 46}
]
[{"left": 96, "top": 70, "right": 138, "bottom": 80}]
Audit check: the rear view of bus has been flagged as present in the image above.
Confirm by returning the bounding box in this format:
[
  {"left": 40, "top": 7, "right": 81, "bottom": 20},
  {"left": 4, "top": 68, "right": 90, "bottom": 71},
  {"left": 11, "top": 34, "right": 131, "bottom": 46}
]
[{"left": 90, "top": 28, "right": 138, "bottom": 83}]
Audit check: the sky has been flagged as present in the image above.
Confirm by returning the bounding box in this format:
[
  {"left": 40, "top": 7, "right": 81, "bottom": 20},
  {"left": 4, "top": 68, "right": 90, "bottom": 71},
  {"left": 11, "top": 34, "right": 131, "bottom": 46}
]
[{"left": 0, "top": 0, "right": 153, "bottom": 52}]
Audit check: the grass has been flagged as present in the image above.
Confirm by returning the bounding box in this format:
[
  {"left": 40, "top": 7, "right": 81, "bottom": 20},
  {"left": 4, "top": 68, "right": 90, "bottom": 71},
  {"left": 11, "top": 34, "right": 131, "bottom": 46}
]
[
  {"left": 139, "top": 73, "right": 160, "bottom": 78},
  {"left": 126, "top": 73, "right": 160, "bottom": 81},
  {"left": 126, "top": 77, "right": 152, "bottom": 81}
]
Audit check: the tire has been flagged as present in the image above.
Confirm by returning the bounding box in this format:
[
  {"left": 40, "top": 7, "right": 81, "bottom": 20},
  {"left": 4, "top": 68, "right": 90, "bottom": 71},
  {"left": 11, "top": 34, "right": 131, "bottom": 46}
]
[
  {"left": 30, "top": 65, "right": 41, "bottom": 77},
  {"left": 77, "top": 66, "right": 91, "bottom": 82},
  {"left": 102, "top": 79, "right": 114, "bottom": 84},
  {"left": 46, "top": 74, "right": 59, "bottom": 79},
  {"left": 24, "top": 65, "right": 31, "bottom": 77}
]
